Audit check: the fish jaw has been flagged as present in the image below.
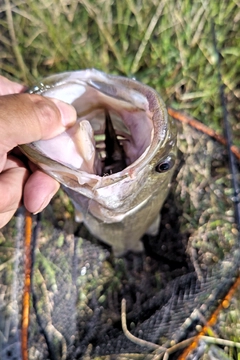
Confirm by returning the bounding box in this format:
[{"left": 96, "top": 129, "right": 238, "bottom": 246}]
[
  {"left": 66, "top": 159, "right": 175, "bottom": 256},
  {"left": 20, "top": 69, "right": 177, "bottom": 255}
]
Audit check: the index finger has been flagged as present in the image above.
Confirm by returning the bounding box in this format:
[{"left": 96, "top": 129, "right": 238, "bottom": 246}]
[{"left": 0, "top": 75, "right": 26, "bottom": 95}]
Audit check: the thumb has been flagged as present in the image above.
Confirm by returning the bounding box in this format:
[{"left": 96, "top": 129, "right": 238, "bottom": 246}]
[{"left": 0, "top": 93, "right": 77, "bottom": 153}]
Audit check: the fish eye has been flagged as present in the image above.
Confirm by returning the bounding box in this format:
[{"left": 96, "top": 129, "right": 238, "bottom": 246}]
[{"left": 155, "top": 156, "right": 175, "bottom": 173}]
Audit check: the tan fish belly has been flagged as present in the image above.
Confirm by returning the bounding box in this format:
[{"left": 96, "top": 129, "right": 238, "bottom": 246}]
[{"left": 20, "top": 69, "right": 177, "bottom": 255}]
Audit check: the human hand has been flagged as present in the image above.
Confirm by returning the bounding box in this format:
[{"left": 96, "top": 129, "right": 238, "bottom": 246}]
[{"left": 0, "top": 75, "right": 76, "bottom": 228}]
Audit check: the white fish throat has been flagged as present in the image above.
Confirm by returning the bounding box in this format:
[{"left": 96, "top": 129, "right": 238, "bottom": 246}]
[{"left": 20, "top": 69, "right": 177, "bottom": 255}]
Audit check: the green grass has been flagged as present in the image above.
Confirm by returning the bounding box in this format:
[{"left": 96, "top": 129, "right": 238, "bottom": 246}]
[{"left": 1, "top": 0, "right": 240, "bottom": 139}]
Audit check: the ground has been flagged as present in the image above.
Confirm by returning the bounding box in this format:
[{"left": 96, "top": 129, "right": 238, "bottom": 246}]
[{"left": 0, "top": 1, "right": 240, "bottom": 359}]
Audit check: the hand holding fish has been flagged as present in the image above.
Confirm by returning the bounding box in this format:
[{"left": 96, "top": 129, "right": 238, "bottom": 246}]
[{"left": 0, "top": 76, "right": 76, "bottom": 228}]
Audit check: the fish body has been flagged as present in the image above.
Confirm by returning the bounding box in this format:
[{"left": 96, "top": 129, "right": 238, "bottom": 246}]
[{"left": 20, "top": 69, "right": 177, "bottom": 255}]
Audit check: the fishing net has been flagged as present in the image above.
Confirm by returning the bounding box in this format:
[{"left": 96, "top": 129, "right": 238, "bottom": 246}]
[{"left": 0, "top": 122, "right": 239, "bottom": 360}]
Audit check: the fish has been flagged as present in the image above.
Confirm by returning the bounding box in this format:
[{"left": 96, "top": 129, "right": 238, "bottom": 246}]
[{"left": 20, "top": 69, "right": 177, "bottom": 256}]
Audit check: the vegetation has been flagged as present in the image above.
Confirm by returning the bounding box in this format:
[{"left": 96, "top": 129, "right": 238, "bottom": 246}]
[
  {"left": 1, "top": 1, "right": 240, "bottom": 358},
  {"left": 0, "top": 0, "right": 240, "bottom": 138}
]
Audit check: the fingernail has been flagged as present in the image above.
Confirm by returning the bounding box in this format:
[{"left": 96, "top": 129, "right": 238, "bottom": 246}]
[
  {"left": 33, "top": 193, "right": 55, "bottom": 215},
  {"left": 50, "top": 98, "right": 77, "bottom": 127}
]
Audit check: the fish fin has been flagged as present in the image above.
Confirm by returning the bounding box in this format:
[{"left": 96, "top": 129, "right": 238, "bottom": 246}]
[
  {"left": 146, "top": 214, "right": 161, "bottom": 236},
  {"left": 74, "top": 209, "right": 84, "bottom": 223}
]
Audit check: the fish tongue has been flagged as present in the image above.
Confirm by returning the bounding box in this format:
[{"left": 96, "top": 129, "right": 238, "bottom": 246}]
[{"left": 102, "top": 110, "right": 126, "bottom": 175}]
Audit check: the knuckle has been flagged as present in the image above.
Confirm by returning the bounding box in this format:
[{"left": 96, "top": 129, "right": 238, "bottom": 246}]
[{"left": 29, "top": 94, "right": 60, "bottom": 129}]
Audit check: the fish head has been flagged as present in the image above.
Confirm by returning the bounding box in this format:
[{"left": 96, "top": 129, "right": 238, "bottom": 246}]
[{"left": 20, "top": 69, "right": 177, "bottom": 254}]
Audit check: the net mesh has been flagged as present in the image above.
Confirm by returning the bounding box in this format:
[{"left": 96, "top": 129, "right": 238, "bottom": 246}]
[{"left": 0, "top": 122, "right": 239, "bottom": 360}]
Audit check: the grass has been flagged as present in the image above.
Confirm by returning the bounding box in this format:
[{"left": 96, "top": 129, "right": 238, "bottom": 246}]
[
  {"left": 1, "top": 1, "right": 240, "bottom": 358},
  {"left": 0, "top": 0, "right": 240, "bottom": 138}
]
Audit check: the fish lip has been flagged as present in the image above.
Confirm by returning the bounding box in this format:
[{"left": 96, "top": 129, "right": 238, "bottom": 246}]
[{"left": 22, "top": 133, "right": 176, "bottom": 185}]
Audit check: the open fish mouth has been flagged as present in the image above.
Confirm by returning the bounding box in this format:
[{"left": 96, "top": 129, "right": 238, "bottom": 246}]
[
  {"left": 101, "top": 109, "right": 126, "bottom": 175},
  {"left": 25, "top": 69, "right": 158, "bottom": 182},
  {"left": 20, "top": 69, "right": 176, "bottom": 255}
]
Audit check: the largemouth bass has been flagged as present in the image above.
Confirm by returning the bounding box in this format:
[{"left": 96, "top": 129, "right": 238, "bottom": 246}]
[{"left": 20, "top": 69, "right": 177, "bottom": 255}]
